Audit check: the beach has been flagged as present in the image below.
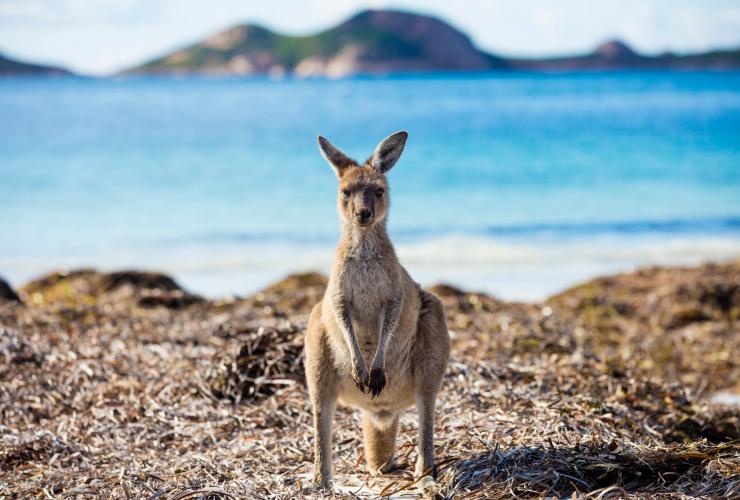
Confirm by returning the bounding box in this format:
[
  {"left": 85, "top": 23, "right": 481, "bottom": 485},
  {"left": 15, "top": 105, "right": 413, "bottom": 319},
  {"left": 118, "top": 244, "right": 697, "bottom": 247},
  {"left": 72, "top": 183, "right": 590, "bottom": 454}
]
[
  {"left": 3, "top": 2, "right": 740, "bottom": 497},
  {"left": 1, "top": 261, "right": 738, "bottom": 497},
  {"left": 1, "top": 70, "right": 739, "bottom": 498}
]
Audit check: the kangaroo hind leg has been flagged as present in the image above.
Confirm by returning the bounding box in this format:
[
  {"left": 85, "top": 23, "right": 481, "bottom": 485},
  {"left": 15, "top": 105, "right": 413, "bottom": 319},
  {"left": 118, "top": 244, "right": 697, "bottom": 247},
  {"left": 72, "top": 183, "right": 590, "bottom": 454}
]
[
  {"left": 414, "top": 290, "right": 450, "bottom": 481},
  {"left": 304, "top": 306, "right": 339, "bottom": 491}
]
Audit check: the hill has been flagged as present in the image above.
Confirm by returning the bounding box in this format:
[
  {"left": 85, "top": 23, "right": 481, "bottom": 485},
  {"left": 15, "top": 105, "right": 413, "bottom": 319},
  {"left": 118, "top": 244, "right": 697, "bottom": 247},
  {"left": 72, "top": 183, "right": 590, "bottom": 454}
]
[
  {"left": 127, "top": 10, "right": 502, "bottom": 77},
  {"left": 125, "top": 9, "right": 740, "bottom": 76},
  {"left": 0, "top": 53, "right": 72, "bottom": 76},
  {"left": 512, "top": 39, "right": 740, "bottom": 71}
]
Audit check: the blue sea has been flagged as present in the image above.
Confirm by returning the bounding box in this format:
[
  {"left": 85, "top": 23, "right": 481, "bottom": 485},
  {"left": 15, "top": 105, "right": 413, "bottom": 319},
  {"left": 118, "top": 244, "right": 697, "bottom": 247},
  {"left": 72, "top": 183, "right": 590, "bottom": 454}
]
[{"left": 1, "top": 72, "right": 739, "bottom": 300}]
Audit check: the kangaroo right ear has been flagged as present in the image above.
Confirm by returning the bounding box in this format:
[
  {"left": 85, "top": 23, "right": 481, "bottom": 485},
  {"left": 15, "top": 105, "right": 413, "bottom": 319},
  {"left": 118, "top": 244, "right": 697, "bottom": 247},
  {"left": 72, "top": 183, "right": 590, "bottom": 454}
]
[
  {"left": 371, "top": 131, "right": 408, "bottom": 174},
  {"left": 318, "top": 136, "right": 355, "bottom": 177}
]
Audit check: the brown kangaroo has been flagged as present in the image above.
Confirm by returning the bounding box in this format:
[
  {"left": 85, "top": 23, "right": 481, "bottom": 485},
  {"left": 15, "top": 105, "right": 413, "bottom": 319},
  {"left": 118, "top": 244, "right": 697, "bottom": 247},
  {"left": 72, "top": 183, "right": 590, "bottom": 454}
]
[{"left": 304, "top": 131, "right": 450, "bottom": 493}]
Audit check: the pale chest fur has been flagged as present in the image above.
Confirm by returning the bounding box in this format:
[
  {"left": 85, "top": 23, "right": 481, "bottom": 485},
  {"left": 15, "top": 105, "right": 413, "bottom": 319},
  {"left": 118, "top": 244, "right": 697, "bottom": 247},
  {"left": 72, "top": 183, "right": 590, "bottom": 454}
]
[
  {"left": 325, "top": 224, "right": 412, "bottom": 370},
  {"left": 338, "top": 257, "right": 396, "bottom": 358},
  {"left": 335, "top": 225, "right": 399, "bottom": 322},
  {"left": 342, "top": 258, "right": 396, "bottom": 320}
]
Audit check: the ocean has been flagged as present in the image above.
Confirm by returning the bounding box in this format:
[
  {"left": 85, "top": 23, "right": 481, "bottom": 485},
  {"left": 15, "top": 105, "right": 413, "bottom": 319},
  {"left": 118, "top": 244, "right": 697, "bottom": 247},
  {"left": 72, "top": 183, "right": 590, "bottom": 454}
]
[{"left": 1, "top": 72, "right": 739, "bottom": 300}]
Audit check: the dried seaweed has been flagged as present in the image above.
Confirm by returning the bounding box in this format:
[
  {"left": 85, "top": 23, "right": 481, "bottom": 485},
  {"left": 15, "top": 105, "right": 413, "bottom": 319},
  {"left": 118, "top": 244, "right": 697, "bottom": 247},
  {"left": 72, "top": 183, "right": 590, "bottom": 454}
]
[
  {"left": 0, "top": 264, "right": 738, "bottom": 498},
  {"left": 205, "top": 320, "right": 305, "bottom": 402}
]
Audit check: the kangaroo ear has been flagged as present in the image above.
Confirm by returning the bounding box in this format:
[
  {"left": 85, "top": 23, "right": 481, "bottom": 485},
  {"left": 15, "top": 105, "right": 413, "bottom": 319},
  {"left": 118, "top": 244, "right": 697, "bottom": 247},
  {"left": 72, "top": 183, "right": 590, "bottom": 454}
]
[
  {"left": 318, "top": 136, "right": 355, "bottom": 177},
  {"left": 371, "top": 131, "right": 408, "bottom": 173}
]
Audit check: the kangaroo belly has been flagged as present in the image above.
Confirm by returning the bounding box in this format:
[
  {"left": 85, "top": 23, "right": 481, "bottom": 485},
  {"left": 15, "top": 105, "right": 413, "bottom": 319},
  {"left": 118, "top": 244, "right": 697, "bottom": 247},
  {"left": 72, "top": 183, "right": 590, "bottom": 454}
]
[
  {"left": 338, "top": 363, "right": 417, "bottom": 412},
  {"left": 339, "top": 303, "right": 420, "bottom": 412},
  {"left": 355, "top": 319, "right": 381, "bottom": 363}
]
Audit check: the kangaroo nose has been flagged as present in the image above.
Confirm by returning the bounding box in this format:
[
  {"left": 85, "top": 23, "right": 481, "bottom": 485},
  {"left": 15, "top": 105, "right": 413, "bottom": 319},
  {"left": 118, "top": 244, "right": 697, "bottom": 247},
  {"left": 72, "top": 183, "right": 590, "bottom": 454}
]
[{"left": 357, "top": 209, "right": 372, "bottom": 222}]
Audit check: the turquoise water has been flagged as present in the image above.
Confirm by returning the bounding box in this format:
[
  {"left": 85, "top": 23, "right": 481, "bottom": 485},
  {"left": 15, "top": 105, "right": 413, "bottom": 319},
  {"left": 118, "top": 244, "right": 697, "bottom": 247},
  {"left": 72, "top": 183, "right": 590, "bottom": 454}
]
[{"left": 1, "top": 72, "right": 739, "bottom": 299}]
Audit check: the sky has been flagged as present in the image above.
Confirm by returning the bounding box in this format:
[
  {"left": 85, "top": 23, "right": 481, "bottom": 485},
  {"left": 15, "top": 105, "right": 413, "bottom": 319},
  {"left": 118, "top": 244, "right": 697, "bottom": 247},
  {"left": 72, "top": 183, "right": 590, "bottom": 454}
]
[{"left": 1, "top": 0, "right": 739, "bottom": 75}]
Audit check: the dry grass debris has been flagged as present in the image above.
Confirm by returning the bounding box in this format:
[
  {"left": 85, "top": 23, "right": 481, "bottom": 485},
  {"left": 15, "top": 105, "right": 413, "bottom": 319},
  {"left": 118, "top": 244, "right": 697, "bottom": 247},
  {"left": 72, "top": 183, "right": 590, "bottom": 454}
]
[{"left": 0, "top": 264, "right": 738, "bottom": 498}]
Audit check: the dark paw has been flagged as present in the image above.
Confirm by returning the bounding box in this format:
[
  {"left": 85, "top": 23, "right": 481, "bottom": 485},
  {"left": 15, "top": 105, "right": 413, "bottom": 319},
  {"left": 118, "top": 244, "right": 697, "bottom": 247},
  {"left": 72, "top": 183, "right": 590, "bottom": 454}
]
[
  {"left": 351, "top": 365, "right": 367, "bottom": 393},
  {"left": 367, "top": 367, "right": 386, "bottom": 398}
]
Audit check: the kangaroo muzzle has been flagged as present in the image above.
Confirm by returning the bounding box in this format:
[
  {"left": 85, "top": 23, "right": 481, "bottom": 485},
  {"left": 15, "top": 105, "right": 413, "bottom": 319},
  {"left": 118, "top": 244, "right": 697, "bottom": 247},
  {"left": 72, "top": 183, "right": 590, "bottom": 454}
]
[{"left": 355, "top": 208, "right": 373, "bottom": 224}]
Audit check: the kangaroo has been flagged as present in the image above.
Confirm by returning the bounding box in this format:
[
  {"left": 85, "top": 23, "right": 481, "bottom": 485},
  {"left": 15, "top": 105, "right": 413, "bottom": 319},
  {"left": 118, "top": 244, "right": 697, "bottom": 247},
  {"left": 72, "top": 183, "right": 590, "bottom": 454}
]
[{"left": 304, "top": 131, "right": 450, "bottom": 493}]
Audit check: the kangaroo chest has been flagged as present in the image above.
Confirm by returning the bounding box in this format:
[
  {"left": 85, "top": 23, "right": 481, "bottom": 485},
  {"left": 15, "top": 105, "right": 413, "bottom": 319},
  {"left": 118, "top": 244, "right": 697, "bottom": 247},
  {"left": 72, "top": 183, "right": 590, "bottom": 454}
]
[{"left": 341, "top": 257, "right": 396, "bottom": 339}]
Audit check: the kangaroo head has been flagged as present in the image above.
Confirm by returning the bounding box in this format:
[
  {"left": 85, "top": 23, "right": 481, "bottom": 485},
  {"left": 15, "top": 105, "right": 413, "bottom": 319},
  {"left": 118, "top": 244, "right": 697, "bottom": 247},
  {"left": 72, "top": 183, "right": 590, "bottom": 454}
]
[{"left": 317, "top": 131, "right": 407, "bottom": 228}]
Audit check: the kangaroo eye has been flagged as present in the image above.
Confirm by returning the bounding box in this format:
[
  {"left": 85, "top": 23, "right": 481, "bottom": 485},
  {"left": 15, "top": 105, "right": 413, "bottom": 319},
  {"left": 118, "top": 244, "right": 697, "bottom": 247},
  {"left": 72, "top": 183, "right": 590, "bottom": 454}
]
[
  {"left": 342, "top": 189, "right": 350, "bottom": 198},
  {"left": 375, "top": 188, "right": 385, "bottom": 197}
]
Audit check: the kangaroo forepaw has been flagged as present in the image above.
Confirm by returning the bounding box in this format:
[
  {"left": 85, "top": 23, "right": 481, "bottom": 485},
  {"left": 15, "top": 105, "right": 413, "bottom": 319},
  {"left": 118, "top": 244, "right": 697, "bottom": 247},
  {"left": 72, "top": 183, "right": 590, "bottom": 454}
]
[
  {"left": 367, "top": 367, "right": 386, "bottom": 398},
  {"left": 351, "top": 363, "right": 368, "bottom": 393}
]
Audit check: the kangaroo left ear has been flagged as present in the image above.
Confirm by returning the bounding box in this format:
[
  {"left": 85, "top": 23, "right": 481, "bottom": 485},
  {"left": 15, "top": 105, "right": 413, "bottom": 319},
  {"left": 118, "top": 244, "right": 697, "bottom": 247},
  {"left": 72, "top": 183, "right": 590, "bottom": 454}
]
[
  {"left": 371, "top": 131, "right": 408, "bottom": 173},
  {"left": 318, "top": 135, "right": 356, "bottom": 178}
]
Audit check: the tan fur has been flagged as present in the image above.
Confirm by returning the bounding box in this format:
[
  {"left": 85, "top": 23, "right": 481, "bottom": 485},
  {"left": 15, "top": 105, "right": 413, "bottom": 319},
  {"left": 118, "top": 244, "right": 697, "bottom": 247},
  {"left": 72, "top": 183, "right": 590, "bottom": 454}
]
[{"left": 305, "top": 132, "right": 451, "bottom": 491}]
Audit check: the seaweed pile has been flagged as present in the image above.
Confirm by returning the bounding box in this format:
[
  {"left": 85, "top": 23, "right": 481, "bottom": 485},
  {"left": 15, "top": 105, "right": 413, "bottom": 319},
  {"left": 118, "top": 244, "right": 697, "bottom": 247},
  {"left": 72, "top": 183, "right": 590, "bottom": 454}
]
[{"left": 0, "top": 264, "right": 737, "bottom": 498}]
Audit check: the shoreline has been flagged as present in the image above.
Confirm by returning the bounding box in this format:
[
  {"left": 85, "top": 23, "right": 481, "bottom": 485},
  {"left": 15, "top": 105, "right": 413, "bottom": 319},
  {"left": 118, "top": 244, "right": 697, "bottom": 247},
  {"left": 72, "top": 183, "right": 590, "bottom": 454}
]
[{"left": 3, "top": 234, "right": 740, "bottom": 303}]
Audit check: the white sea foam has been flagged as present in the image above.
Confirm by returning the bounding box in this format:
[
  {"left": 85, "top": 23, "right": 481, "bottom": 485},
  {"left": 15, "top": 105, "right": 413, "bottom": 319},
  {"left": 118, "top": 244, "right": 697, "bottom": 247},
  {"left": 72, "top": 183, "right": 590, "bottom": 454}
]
[
  {"left": 395, "top": 234, "right": 740, "bottom": 300},
  {"left": 3, "top": 233, "right": 739, "bottom": 302}
]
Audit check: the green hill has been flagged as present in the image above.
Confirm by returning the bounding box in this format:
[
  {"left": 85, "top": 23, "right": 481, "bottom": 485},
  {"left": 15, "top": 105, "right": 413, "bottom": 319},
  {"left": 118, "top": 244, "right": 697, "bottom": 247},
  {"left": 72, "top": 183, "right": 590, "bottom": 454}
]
[
  {"left": 126, "top": 9, "right": 504, "bottom": 76},
  {"left": 125, "top": 9, "right": 740, "bottom": 76}
]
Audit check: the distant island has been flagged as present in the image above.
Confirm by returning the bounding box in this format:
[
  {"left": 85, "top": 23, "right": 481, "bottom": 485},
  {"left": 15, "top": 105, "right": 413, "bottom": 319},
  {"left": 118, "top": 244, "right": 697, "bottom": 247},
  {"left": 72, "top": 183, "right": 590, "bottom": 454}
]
[
  {"left": 2, "top": 9, "right": 739, "bottom": 77},
  {"left": 0, "top": 52, "right": 72, "bottom": 76},
  {"left": 125, "top": 9, "right": 740, "bottom": 77}
]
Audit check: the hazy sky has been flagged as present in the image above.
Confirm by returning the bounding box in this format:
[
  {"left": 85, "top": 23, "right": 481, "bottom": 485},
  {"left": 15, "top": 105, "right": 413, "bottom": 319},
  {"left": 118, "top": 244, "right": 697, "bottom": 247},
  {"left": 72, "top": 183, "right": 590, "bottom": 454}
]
[{"left": 2, "top": 0, "right": 739, "bottom": 75}]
